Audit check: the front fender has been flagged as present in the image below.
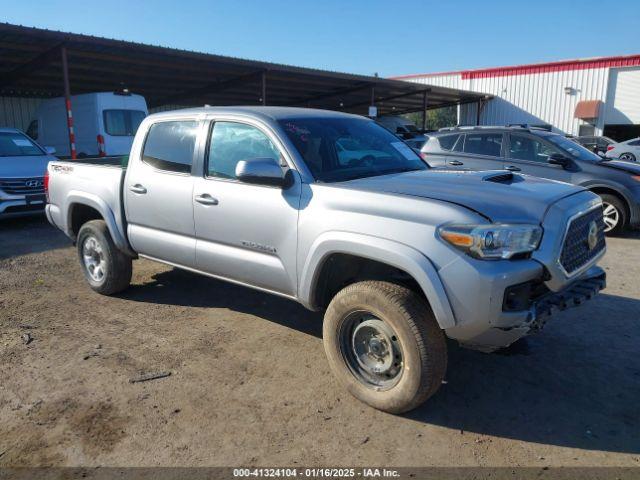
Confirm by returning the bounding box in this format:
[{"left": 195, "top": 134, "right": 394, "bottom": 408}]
[
  {"left": 298, "top": 231, "right": 456, "bottom": 329},
  {"left": 65, "top": 191, "right": 132, "bottom": 255}
]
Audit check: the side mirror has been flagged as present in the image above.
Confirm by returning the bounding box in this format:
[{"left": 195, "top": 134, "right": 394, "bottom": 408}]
[
  {"left": 235, "top": 157, "right": 286, "bottom": 187},
  {"left": 44, "top": 146, "right": 56, "bottom": 155},
  {"left": 548, "top": 153, "right": 569, "bottom": 167}
]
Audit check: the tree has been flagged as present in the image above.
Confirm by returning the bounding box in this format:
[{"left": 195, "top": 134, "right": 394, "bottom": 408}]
[{"left": 404, "top": 106, "right": 457, "bottom": 131}]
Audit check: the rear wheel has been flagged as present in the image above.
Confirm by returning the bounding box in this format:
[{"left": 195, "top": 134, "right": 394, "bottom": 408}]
[
  {"left": 619, "top": 153, "right": 636, "bottom": 162},
  {"left": 77, "top": 220, "right": 132, "bottom": 295},
  {"left": 599, "top": 194, "right": 627, "bottom": 236},
  {"left": 323, "top": 281, "right": 447, "bottom": 414}
]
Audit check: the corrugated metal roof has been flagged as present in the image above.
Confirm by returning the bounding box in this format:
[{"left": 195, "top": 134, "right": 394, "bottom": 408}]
[{"left": 0, "top": 23, "right": 488, "bottom": 115}]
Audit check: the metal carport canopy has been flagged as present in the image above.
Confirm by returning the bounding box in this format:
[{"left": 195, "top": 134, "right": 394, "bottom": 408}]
[{"left": 0, "top": 22, "right": 489, "bottom": 116}]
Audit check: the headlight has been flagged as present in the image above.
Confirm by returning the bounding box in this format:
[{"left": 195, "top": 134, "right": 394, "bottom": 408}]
[{"left": 438, "top": 224, "right": 543, "bottom": 259}]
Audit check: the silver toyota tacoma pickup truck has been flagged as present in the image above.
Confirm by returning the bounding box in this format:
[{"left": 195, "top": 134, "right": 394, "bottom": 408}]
[{"left": 46, "top": 107, "right": 606, "bottom": 413}]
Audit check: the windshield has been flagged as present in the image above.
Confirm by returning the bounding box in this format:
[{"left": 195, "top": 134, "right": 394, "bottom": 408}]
[
  {"left": 103, "top": 110, "right": 146, "bottom": 136},
  {"left": 547, "top": 134, "right": 601, "bottom": 161},
  {"left": 279, "top": 117, "right": 427, "bottom": 182},
  {"left": 0, "top": 131, "right": 44, "bottom": 157}
]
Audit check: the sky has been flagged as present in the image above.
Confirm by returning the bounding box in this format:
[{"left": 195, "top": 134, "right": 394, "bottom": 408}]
[{"left": 2, "top": 0, "right": 639, "bottom": 77}]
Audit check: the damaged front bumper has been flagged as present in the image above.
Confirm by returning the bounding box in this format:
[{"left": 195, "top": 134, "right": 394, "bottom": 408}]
[{"left": 455, "top": 266, "right": 606, "bottom": 352}]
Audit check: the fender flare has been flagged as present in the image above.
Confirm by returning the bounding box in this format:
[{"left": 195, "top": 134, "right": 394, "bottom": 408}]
[
  {"left": 65, "top": 191, "right": 132, "bottom": 255},
  {"left": 579, "top": 181, "right": 633, "bottom": 204},
  {"left": 298, "top": 231, "right": 456, "bottom": 329}
]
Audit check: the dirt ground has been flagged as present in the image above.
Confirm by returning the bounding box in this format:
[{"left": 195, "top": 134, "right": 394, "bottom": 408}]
[{"left": 0, "top": 216, "right": 639, "bottom": 468}]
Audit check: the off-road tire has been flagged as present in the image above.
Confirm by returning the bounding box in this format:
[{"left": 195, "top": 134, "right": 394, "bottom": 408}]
[
  {"left": 600, "top": 194, "right": 628, "bottom": 236},
  {"left": 77, "top": 220, "right": 132, "bottom": 295},
  {"left": 323, "top": 281, "right": 447, "bottom": 414}
]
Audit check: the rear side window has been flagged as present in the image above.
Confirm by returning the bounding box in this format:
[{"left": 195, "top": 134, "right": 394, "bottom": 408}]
[
  {"left": 207, "top": 122, "right": 280, "bottom": 179},
  {"left": 142, "top": 121, "right": 198, "bottom": 174},
  {"left": 104, "top": 110, "right": 147, "bottom": 136},
  {"left": 437, "top": 134, "right": 459, "bottom": 151},
  {"left": 463, "top": 133, "right": 503, "bottom": 157},
  {"left": 629, "top": 139, "right": 640, "bottom": 146}
]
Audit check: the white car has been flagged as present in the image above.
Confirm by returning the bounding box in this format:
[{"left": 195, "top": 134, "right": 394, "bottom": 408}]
[{"left": 605, "top": 137, "right": 640, "bottom": 162}]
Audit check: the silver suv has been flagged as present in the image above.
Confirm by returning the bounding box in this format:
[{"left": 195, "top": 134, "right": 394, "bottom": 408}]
[{"left": 46, "top": 107, "right": 606, "bottom": 413}]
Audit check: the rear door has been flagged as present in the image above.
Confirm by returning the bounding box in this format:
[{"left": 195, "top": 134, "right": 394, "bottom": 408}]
[
  {"left": 125, "top": 119, "right": 201, "bottom": 267},
  {"left": 446, "top": 132, "right": 506, "bottom": 170},
  {"left": 192, "top": 118, "right": 301, "bottom": 296},
  {"left": 505, "top": 132, "right": 573, "bottom": 182}
]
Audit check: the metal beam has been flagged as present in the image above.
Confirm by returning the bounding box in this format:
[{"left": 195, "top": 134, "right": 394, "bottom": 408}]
[
  {"left": 0, "top": 42, "right": 65, "bottom": 89},
  {"left": 342, "top": 88, "right": 431, "bottom": 110},
  {"left": 290, "top": 81, "right": 373, "bottom": 106},
  {"left": 149, "top": 70, "right": 265, "bottom": 107}
]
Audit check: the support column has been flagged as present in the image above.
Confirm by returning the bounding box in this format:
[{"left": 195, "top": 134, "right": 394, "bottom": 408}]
[
  {"left": 261, "top": 71, "right": 267, "bottom": 106},
  {"left": 61, "top": 47, "right": 76, "bottom": 159},
  {"left": 421, "top": 91, "right": 428, "bottom": 131},
  {"left": 369, "top": 86, "right": 376, "bottom": 117},
  {"left": 476, "top": 99, "right": 482, "bottom": 126}
]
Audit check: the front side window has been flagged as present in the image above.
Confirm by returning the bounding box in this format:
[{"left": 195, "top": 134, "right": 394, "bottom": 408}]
[
  {"left": 207, "top": 122, "right": 280, "bottom": 179},
  {"left": 103, "top": 110, "right": 146, "bottom": 136},
  {"left": 463, "top": 133, "right": 503, "bottom": 157},
  {"left": 0, "top": 131, "right": 44, "bottom": 157},
  {"left": 142, "top": 121, "right": 197, "bottom": 173},
  {"left": 546, "top": 134, "right": 600, "bottom": 161},
  {"left": 509, "top": 134, "right": 559, "bottom": 162},
  {"left": 279, "top": 117, "right": 426, "bottom": 182}
]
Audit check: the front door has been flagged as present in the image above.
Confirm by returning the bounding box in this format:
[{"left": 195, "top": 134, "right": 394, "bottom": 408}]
[
  {"left": 193, "top": 120, "right": 301, "bottom": 296},
  {"left": 125, "top": 119, "right": 200, "bottom": 267},
  {"left": 505, "top": 133, "right": 573, "bottom": 183},
  {"left": 446, "top": 132, "right": 506, "bottom": 171}
]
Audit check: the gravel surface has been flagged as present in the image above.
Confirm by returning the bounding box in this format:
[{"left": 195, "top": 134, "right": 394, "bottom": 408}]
[{"left": 1, "top": 216, "right": 638, "bottom": 467}]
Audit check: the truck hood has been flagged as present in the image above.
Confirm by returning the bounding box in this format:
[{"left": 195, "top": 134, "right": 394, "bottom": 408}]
[
  {"left": 340, "top": 169, "right": 584, "bottom": 223},
  {"left": 0, "top": 155, "right": 54, "bottom": 178}
]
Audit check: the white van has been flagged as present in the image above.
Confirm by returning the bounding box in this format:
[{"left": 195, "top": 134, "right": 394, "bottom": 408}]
[{"left": 27, "top": 92, "right": 148, "bottom": 158}]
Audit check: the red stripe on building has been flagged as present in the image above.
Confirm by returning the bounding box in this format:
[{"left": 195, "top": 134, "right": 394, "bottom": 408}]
[{"left": 391, "top": 54, "right": 640, "bottom": 80}]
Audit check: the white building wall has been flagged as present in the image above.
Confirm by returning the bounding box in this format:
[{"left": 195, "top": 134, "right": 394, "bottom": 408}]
[
  {"left": 406, "top": 68, "right": 613, "bottom": 135},
  {"left": 605, "top": 67, "right": 640, "bottom": 124}
]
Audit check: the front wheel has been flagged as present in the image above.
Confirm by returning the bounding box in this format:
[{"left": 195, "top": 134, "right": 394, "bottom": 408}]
[
  {"left": 323, "top": 281, "right": 447, "bottom": 414},
  {"left": 600, "top": 194, "right": 628, "bottom": 236},
  {"left": 77, "top": 220, "right": 132, "bottom": 295}
]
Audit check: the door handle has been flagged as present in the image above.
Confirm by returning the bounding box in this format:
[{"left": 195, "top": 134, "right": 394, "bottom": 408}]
[
  {"left": 505, "top": 165, "right": 521, "bottom": 172},
  {"left": 129, "top": 184, "right": 147, "bottom": 194},
  {"left": 194, "top": 194, "right": 218, "bottom": 206},
  {"left": 449, "top": 160, "right": 464, "bottom": 166}
]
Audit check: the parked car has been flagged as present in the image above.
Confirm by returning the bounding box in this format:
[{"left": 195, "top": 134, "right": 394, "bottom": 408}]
[
  {"left": 421, "top": 126, "right": 640, "bottom": 235},
  {"left": 605, "top": 137, "right": 640, "bottom": 162},
  {"left": 27, "top": 91, "right": 148, "bottom": 158},
  {"left": 0, "top": 128, "right": 57, "bottom": 219},
  {"left": 575, "top": 135, "right": 615, "bottom": 156},
  {"left": 46, "top": 107, "right": 606, "bottom": 413},
  {"left": 376, "top": 115, "right": 428, "bottom": 150}
]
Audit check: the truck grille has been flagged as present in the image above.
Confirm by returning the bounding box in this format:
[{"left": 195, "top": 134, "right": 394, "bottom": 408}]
[
  {"left": 0, "top": 177, "right": 45, "bottom": 195},
  {"left": 559, "top": 207, "right": 606, "bottom": 275}
]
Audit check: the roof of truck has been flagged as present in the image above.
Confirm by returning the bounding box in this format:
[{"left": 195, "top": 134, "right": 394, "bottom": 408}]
[{"left": 150, "top": 106, "right": 366, "bottom": 121}]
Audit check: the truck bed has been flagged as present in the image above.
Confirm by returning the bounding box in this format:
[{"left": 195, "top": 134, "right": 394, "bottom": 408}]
[{"left": 46, "top": 157, "right": 130, "bottom": 253}]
